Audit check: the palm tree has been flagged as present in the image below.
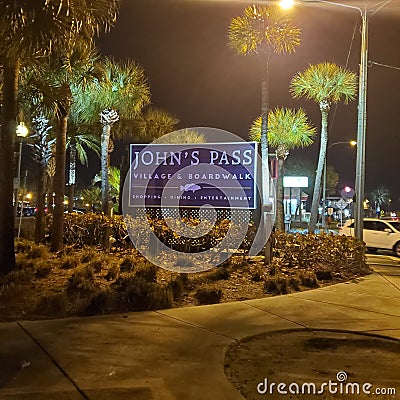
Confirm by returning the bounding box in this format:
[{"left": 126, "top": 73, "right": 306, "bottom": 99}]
[
  {"left": 93, "top": 166, "right": 121, "bottom": 214},
  {"left": 76, "top": 57, "right": 151, "bottom": 216},
  {"left": 135, "top": 107, "right": 179, "bottom": 143},
  {"left": 370, "top": 186, "right": 391, "bottom": 213},
  {"left": 154, "top": 128, "right": 206, "bottom": 144},
  {"left": 229, "top": 4, "right": 300, "bottom": 263},
  {"left": 229, "top": 5, "right": 301, "bottom": 207},
  {"left": 249, "top": 108, "right": 315, "bottom": 231},
  {"left": 66, "top": 133, "right": 100, "bottom": 212},
  {"left": 0, "top": 0, "right": 118, "bottom": 271},
  {"left": 290, "top": 62, "right": 357, "bottom": 232},
  {"left": 81, "top": 187, "right": 102, "bottom": 213},
  {"left": 28, "top": 112, "right": 55, "bottom": 243}
]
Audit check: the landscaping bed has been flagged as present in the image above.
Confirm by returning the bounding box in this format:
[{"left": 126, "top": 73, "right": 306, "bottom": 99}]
[{"left": 0, "top": 231, "right": 370, "bottom": 322}]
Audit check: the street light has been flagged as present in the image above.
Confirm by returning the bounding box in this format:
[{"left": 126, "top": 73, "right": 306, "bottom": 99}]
[
  {"left": 278, "top": 0, "right": 369, "bottom": 240},
  {"left": 14, "top": 122, "right": 29, "bottom": 220},
  {"left": 322, "top": 140, "right": 356, "bottom": 229}
]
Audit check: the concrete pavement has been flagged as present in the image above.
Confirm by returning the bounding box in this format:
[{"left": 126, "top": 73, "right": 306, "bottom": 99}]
[{"left": 0, "top": 255, "right": 399, "bottom": 399}]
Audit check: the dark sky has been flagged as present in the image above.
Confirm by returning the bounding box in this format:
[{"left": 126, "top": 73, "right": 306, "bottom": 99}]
[{"left": 95, "top": 0, "right": 400, "bottom": 207}]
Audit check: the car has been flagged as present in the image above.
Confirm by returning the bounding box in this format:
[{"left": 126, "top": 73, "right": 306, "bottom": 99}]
[
  {"left": 339, "top": 218, "right": 400, "bottom": 256},
  {"left": 17, "top": 206, "right": 36, "bottom": 217}
]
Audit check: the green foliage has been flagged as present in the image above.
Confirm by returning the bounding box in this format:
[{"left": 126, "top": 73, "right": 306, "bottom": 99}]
[
  {"left": 263, "top": 278, "right": 288, "bottom": 295},
  {"left": 34, "top": 261, "right": 53, "bottom": 278},
  {"left": 195, "top": 287, "right": 223, "bottom": 305},
  {"left": 300, "top": 274, "right": 319, "bottom": 288},
  {"left": 25, "top": 245, "right": 49, "bottom": 260},
  {"left": 290, "top": 62, "right": 357, "bottom": 105},
  {"left": 207, "top": 266, "right": 231, "bottom": 282},
  {"left": 67, "top": 266, "right": 98, "bottom": 296},
  {"left": 120, "top": 257, "right": 136, "bottom": 273},
  {"left": 169, "top": 274, "right": 190, "bottom": 301},
  {"left": 61, "top": 213, "right": 128, "bottom": 247},
  {"left": 113, "top": 276, "right": 173, "bottom": 312},
  {"left": 60, "top": 256, "right": 80, "bottom": 270},
  {"left": 84, "top": 289, "right": 111, "bottom": 315},
  {"left": 35, "top": 293, "right": 67, "bottom": 317},
  {"left": 272, "top": 231, "right": 366, "bottom": 270},
  {"left": 228, "top": 5, "right": 301, "bottom": 56},
  {"left": 134, "top": 262, "right": 159, "bottom": 283},
  {"left": 249, "top": 108, "right": 315, "bottom": 151}
]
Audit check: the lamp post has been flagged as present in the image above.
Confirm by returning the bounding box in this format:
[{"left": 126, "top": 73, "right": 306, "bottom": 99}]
[
  {"left": 279, "top": 0, "right": 369, "bottom": 240},
  {"left": 322, "top": 140, "right": 357, "bottom": 229},
  {"left": 14, "top": 123, "right": 29, "bottom": 221}
]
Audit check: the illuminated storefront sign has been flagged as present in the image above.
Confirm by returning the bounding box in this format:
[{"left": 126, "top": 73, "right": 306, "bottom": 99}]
[{"left": 129, "top": 142, "right": 257, "bottom": 209}]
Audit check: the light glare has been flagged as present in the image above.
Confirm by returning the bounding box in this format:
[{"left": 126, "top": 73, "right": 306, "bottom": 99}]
[{"left": 280, "top": 0, "right": 294, "bottom": 10}]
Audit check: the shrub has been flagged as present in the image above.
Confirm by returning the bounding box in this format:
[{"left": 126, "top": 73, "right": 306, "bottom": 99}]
[
  {"left": 120, "top": 256, "right": 136, "bottom": 272},
  {"left": 2, "top": 268, "right": 34, "bottom": 285},
  {"left": 35, "top": 261, "right": 52, "bottom": 278},
  {"left": 105, "top": 265, "right": 120, "bottom": 281},
  {"left": 263, "top": 279, "right": 280, "bottom": 295},
  {"left": 67, "top": 266, "right": 98, "bottom": 296},
  {"left": 194, "top": 287, "right": 222, "bottom": 305},
  {"left": 207, "top": 266, "right": 230, "bottom": 281},
  {"left": 289, "top": 277, "right": 301, "bottom": 291},
  {"left": 134, "top": 262, "right": 158, "bottom": 283},
  {"left": 276, "top": 278, "right": 288, "bottom": 294},
  {"left": 116, "top": 277, "right": 173, "bottom": 311},
  {"left": 169, "top": 274, "right": 189, "bottom": 301},
  {"left": 300, "top": 274, "right": 319, "bottom": 288},
  {"left": 81, "top": 250, "right": 97, "bottom": 264},
  {"left": 26, "top": 245, "right": 48, "bottom": 260},
  {"left": 250, "top": 266, "right": 265, "bottom": 282},
  {"left": 15, "top": 240, "right": 32, "bottom": 254},
  {"left": 60, "top": 256, "right": 79, "bottom": 270},
  {"left": 88, "top": 258, "right": 108, "bottom": 273},
  {"left": 315, "top": 269, "right": 333, "bottom": 281},
  {"left": 272, "top": 231, "right": 366, "bottom": 271},
  {"left": 84, "top": 289, "right": 112, "bottom": 315},
  {"left": 35, "top": 293, "right": 67, "bottom": 317}
]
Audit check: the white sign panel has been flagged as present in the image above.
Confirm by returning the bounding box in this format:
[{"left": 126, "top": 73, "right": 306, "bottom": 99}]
[{"left": 283, "top": 176, "right": 308, "bottom": 188}]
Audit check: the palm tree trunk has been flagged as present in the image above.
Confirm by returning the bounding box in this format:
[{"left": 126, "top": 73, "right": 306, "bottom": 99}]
[
  {"left": 309, "top": 101, "right": 330, "bottom": 232},
  {"left": 101, "top": 124, "right": 111, "bottom": 216},
  {"left": 68, "top": 144, "right": 77, "bottom": 212},
  {"left": 51, "top": 112, "right": 68, "bottom": 252},
  {"left": 275, "top": 157, "right": 285, "bottom": 231},
  {"left": 0, "top": 60, "right": 19, "bottom": 273},
  {"left": 35, "top": 163, "right": 47, "bottom": 243}
]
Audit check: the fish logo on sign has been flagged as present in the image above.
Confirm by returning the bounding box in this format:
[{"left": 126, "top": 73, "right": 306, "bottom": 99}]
[{"left": 180, "top": 183, "right": 201, "bottom": 193}]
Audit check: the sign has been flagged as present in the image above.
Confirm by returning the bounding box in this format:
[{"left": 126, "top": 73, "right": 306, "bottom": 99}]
[
  {"left": 129, "top": 142, "right": 257, "bottom": 209},
  {"left": 283, "top": 176, "right": 308, "bottom": 188},
  {"left": 13, "top": 177, "right": 20, "bottom": 190},
  {"left": 336, "top": 199, "right": 348, "bottom": 210}
]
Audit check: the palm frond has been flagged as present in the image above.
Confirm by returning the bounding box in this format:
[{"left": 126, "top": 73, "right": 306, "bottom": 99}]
[
  {"left": 290, "top": 62, "right": 357, "bottom": 105},
  {"left": 249, "top": 107, "right": 315, "bottom": 151},
  {"left": 228, "top": 5, "right": 301, "bottom": 56}
]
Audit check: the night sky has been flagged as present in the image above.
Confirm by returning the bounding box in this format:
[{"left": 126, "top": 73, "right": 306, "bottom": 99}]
[{"left": 94, "top": 0, "right": 400, "bottom": 207}]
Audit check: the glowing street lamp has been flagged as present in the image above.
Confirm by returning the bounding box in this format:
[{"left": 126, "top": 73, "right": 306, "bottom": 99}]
[{"left": 14, "top": 122, "right": 29, "bottom": 220}]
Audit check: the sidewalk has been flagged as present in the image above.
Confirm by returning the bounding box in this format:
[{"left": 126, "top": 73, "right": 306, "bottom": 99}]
[{"left": 1, "top": 256, "right": 399, "bottom": 399}]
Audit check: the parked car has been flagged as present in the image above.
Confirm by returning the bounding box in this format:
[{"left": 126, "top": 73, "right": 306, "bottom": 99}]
[
  {"left": 340, "top": 218, "right": 400, "bottom": 256},
  {"left": 17, "top": 206, "right": 36, "bottom": 217}
]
